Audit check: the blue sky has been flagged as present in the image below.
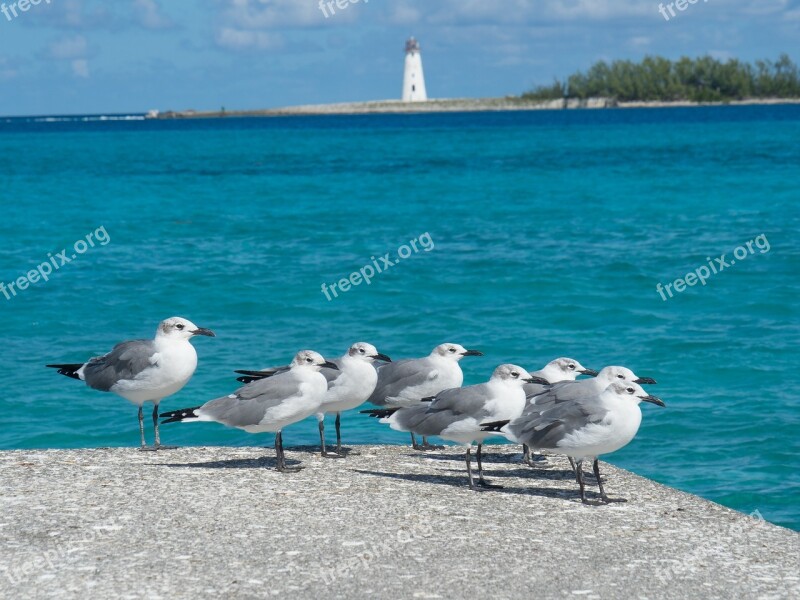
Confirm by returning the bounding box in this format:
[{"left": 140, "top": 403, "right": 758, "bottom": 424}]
[{"left": 0, "top": 0, "right": 798, "bottom": 115}]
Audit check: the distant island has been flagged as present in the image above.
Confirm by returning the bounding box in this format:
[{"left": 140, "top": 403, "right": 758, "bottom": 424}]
[
  {"left": 524, "top": 54, "right": 800, "bottom": 103},
  {"left": 151, "top": 54, "right": 800, "bottom": 119}
]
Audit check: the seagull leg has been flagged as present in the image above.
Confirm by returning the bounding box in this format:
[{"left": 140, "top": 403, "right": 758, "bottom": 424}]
[
  {"left": 594, "top": 459, "right": 626, "bottom": 503},
  {"left": 420, "top": 436, "right": 445, "bottom": 451},
  {"left": 476, "top": 443, "right": 503, "bottom": 489},
  {"left": 151, "top": 403, "right": 177, "bottom": 450},
  {"left": 319, "top": 415, "right": 342, "bottom": 459},
  {"left": 523, "top": 443, "right": 547, "bottom": 467},
  {"left": 410, "top": 432, "right": 422, "bottom": 450},
  {"left": 274, "top": 431, "right": 285, "bottom": 470},
  {"left": 465, "top": 448, "right": 485, "bottom": 492},
  {"left": 576, "top": 459, "right": 601, "bottom": 505},
  {"left": 576, "top": 459, "right": 591, "bottom": 504},
  {"left": 275, "top": 431, "right": 303, "bottom": 473},
  {"left": 334, "top": 412, "right": 357, "bottom": 456},
  {"left": 569, "top": 457, "right": 580, "bottom": 482},
  {"left": 136, "top": 406, "right": 146, "bottom": 450},
  {"left": 335, "top": 413, "right": 342, "bottom": 453}
]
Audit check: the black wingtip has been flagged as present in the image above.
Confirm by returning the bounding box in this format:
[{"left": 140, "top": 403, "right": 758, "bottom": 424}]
[
  {"left": 159, "top": 406, "right": 201, "bottom": 424},
  {"left": 360, "top": 408, "right": 401, "bottom": 419},
  {"left": 480, "top": 419, "right": 510, "bottom": 433},
  {"left": 233, "top": 369, "right": 276, "bottom": 383},
  {"left": 45, "top": 363, "right": 83, "bottom": 380}
]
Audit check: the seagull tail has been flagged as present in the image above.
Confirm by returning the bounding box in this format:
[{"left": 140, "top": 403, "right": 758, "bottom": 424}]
[
  {"left": 360, "top": 408, "right": 401, "bottom": 419},
  {"left": 45, "top": 363, "right": 84, "bottom": 380},
  {"left": 160, "top": 406, "right": 202, "bottom": 424},
  {"left": 480, "top": 419, "right": 510, "bottom": 433},
  {"left": 233, "top": 368, "right": 286, "bottom": 384}
]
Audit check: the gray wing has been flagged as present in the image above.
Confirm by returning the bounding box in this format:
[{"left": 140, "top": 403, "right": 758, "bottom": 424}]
[
  {"left": 523, "top": 382, "right": 548, "bottom": 400},
  {"left": 511, "top": 397, "right": 609, "bottom": 450},
  {"left": 199, "top": 371, "right": 304, "bottom": 428},
  {"left": 82, "top": 340, "right": 157, "bottom": 391},
  {"left": 367, "top": 358, "right": 438, "bottom": 406},
  {"left": 523, "top": 381, "right": 592, "bottom": 415},
  {"left": 396, "top": 384, "right": 490, "bottom": 436}
]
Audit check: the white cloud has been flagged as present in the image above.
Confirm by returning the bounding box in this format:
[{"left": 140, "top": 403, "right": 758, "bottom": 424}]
[
  {"left": 0, "top": 57, "right": 18, "bottom": 81},
  {"left": 132, "top": 0, "right": 174, "bottom": 30},
  {"left": 45, "top": 35, "right": 91, "bottom": 78},
  {"left": 215, "top": 27, "right": 283, "bottom": 51},
  {"left": 47, "top": 35, "right": 88, "bottom": 60},
  {"left": 71, "top": 59, "right": 90, "bottom": 78},
  {"left": 216, "top": 0, "right": 327, "bottom": 29}
]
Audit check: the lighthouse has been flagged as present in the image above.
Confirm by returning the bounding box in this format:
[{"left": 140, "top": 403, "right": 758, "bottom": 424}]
[{"left": 402, "top": 37, "right": 427, "bottom": 102}]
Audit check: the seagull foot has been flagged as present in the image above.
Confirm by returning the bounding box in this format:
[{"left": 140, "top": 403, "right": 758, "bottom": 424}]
[
  {"left": 420, "top": 443, "right": 445, "bottom": 451},
  {"left": 600, "top": 496, "right": 628, "bottom": 504},
  {"left": 581, "top": 498, "right": 605, "bottom": 506},
  {"left": 477, "top": 480, "right": 503, "bottom": 489},
  {"left": 277, "top": 466, "right": 305, "bottom": 473},
  {"left": 138, "top": 444, "right": 178, "bottom": 452}
]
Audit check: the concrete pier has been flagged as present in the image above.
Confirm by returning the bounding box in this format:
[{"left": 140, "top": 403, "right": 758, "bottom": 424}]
[{"left": 1, "top": 445, "right": 797, "bottom": 599}]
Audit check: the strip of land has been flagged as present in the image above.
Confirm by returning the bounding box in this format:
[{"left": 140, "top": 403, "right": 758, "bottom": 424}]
[
  {"left": 151, "top": 97, "right": 800, "bottom": 119},
  {"left": 1, "top": 445, "right": 797, "bottom": 599}
]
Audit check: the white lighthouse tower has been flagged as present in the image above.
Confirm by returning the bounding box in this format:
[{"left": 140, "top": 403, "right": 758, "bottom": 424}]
[{"left": 402, "top": 37, "right": 427, "bottom": 102}]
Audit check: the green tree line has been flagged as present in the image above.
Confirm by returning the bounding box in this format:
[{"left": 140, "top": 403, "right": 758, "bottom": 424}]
[{"left": 523, "top": 55, "right": 800, "bottom": 102}]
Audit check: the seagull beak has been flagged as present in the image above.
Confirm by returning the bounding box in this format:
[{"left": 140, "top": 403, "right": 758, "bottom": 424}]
[
  {"left": 634, "top": 376, "right": 657, "bottom": 385},
  {"left": 191, "top": 328, "right": 216, "bottom": 337},
  {"left": 321, "top": 361, "right": 339, "bottom": 370},
  {"left": 579, "top": 368, "right": 598, "bottom": 377},
  {"left": 524, "top": 375, "right": 549, "bottom": 385},
  {"left": 372, "top": 353, "right": 392, "bottom": 362},
  {"left": 462, "top": 349, "right": 483, "bottom": 356},
  {"left": 639, "top": 394, "right": 665, "bottom": 407}
]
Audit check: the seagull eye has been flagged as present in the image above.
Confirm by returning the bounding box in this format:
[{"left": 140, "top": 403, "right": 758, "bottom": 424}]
[
  {"left": 449, "top": 348, "right": 456, "bottom": 353},
  {"left": 359, "top": 348, "right": 365, "bottom": 353},
  {"left": 568, "top": 364, "right": 575, "bottom": 370},
  {"left": 617, "top": 374, "right": 624, "bottom": 379},
  {"left": 306, "top": 358, "right": 313, "bottom": 363},
  {"left": 626, "top": 387, "right": 634, "bottom": 393},
  {"left": 511, "top": 372, "right": 519, "bottom": 378},
  {"left": 176, "top": 324, "right": 184, "bottom": 330}
]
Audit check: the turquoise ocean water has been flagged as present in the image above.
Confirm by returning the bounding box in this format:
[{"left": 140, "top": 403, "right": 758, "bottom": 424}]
[{"left": 1, "top": 107, "right": 798, "bottom": 529}]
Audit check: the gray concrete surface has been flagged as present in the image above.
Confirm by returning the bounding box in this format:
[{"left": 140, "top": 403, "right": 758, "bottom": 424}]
[{"left": 0, "top": 445, "right": 797, "bottom": 599}]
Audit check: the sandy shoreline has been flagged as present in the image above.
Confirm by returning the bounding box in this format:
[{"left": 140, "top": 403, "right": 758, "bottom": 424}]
[{"left": 151, "top": 96, "right": 800, "bottom": 119}]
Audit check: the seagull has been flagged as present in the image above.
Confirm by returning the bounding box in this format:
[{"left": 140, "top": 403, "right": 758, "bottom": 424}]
[
  {"left": 364, "top": 364, "right": 546, "bottom": 490},
  {"left": 234, "top": 342, "right": 391, "bottom": 458},
  {"left": 482, "top": 381, "right": 665, "bottom": 504},
  {"left": 366, "top": 343, "right": 483, "bottom": 450},
  {"left": 46, "top": 317, "right": 215, "bottom": 451},
  {"left": 160, "top": 350, "right": 337, "bottom": 472},
  {"left": 523, "top": 364, "right": 656, "bottom": 466},
  {"left": 520, "top": 357, "right": 598, "bottom": 465}
]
